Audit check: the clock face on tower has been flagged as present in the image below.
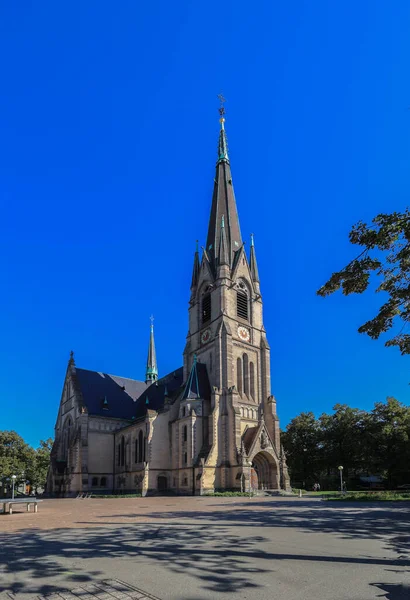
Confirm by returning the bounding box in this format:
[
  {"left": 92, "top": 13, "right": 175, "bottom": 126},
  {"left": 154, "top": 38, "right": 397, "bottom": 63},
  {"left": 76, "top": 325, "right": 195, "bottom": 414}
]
[
  {"left": 201, "top": 328, "right": 211, "bottom": 344},
  {"left": 238, "top": 326, "right": 250, "bottom": 342}
]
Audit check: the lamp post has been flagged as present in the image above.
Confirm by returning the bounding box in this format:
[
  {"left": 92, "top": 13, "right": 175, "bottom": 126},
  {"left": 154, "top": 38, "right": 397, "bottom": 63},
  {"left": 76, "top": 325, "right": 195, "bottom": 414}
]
[
  {"left": 11, "top": 475, "right": 17, "bottom": 500},
  {"left": 338, "top": 466, "right": 343, "bottom": 494}
]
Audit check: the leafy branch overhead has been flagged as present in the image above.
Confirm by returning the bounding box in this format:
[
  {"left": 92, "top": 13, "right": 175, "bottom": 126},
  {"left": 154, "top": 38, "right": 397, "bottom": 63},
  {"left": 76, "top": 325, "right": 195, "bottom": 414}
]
[{"left": 317, "top": 209, "right": 410, "bottom": 354}]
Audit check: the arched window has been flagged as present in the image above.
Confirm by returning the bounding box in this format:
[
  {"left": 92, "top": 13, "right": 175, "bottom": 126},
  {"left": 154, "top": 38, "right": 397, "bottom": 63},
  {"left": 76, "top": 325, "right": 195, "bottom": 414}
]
[
  {"left": 135, "top": 438, "right": 138, "bottom": 463},
  {"left": 91, "top": 477, "right": 98, "bottom": 487},
  {"left": 100, "top": 477, "right": 107, "bottom": 487},
  {"left": 143, "top": 436, "right": 146, "bottom": 462},
  {"left": 182, "top": 406, "right": 186, "bottom": 417},
  {"left": 183, "top": 425, "right": 187, "bottom": 442},
  {"left": 117, "top": 444, "right": 121, "bottom": 466},
  {"left": 237, "top": 289, "right": 248, "bottom": 321},
  {"left": 138, "top": 430, "right": 143, "bottom": 463},
  {"left": 243, "top": 353, "right": 249, "bottom": 396},
  {"left": 120, "top": 437, "right": 125, "bottom": 466},
  {"left": 184, "top": 452, "right": 188, "bottom": 465},
  {"left": 250, "top": 361, "right": 255, "bottom": 399},
  {"left": 202, "top": 293, "right": 211, "bottom": 324},
  {"left": 236, "top": 357, "right": 242, "bottom": 395}
]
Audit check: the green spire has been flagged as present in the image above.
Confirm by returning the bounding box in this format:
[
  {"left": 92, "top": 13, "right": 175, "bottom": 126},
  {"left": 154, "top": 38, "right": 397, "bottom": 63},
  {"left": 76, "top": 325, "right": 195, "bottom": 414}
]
[
  {"left": 145, "top": 316, "right": 158, "bottom": 384},
  {"left": 217, "top": 118, "right": 229, "bottom": 164}
]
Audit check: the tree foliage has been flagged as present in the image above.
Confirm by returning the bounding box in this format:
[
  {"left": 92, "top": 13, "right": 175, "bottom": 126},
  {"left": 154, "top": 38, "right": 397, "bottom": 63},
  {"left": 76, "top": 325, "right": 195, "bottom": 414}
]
[
  {"left": 317, "top": 210, "right": 410, "bottom": 354},
  {"left": 0, "top": 431, "right": 53, "bottom": 494},
  {"left": 281, "top": 397, "right": 410, "bottom": 489}
]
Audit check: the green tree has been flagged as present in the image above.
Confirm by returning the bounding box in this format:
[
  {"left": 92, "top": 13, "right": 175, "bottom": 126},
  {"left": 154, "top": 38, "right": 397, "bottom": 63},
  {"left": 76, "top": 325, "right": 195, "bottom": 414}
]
[
  {"left": 281, "top": 412, "right": 323, "bottom": 488},
  {"left": 317, "top": 210, "right": 410, "bottom": 354},
  {"left": 367, "top": 397, "right": 410, "bottom": 487},
  {"left": 0, "top": 431, "right": 33, "bottom": 493},
  {"left": 26, "top": 438, "right": 53, "bottom": 493},
  {"left": 319, "top": 404, "right": 368, "bottom": 481}
]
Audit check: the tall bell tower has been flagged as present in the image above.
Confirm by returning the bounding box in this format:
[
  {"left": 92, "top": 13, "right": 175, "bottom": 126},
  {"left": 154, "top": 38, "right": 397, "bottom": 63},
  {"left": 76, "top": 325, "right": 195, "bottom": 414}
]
[{"left": 183, "top": 100, "right": 289, "bottom": 491}]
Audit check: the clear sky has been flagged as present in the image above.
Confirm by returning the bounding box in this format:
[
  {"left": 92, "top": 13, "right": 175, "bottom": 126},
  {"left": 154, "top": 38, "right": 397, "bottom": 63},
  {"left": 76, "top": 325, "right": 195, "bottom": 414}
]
[{"left": 1, "top": 2, "right": 409, "bottom": 448}]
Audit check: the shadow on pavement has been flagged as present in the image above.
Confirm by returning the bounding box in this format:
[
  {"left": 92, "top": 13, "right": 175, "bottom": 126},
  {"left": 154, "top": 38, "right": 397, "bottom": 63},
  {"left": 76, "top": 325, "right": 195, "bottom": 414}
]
[{"left": 0, "top": 500, "right": 409, "bottom": 598}]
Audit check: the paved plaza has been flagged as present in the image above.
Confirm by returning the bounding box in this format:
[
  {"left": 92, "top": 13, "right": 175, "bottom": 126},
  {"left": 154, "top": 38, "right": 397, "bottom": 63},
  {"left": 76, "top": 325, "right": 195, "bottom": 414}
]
[{"left": 0, "top": 496, "right": 409, "bottom": 600}]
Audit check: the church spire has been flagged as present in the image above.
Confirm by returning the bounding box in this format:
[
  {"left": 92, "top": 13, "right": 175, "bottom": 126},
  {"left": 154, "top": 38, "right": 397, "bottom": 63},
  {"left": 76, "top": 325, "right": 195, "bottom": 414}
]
[
  {"left": 145, "top": 316, "right": 158, "bottom": 385},
  {"left": 205, "top": 97, "right": 243, "bottom": 274},
  {"left": 191, "top": 240, "right": 200, "bottom": 289},
  {"left": 249, "top": 233, "right": 260, "bottom": 283}
]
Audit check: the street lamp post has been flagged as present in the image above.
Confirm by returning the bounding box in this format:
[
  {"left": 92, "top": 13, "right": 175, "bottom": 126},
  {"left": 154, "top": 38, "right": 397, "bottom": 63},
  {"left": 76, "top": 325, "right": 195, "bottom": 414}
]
[
  {"left": 11, "top": 475, "right": 17, "bottom": 500},
  {"left": 338, "top": 466, "right": 343, "bottom": 494}
]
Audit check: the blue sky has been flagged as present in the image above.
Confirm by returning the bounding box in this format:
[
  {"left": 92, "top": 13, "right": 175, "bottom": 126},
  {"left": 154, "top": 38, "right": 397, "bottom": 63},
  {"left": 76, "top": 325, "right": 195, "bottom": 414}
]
[{"left": 1, "top": 2, "right": 409, "bottom": 448}]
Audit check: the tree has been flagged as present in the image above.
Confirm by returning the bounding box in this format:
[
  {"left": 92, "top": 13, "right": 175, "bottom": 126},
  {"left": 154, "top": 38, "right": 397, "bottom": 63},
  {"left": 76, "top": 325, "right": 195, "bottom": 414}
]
[
  {"left": 0, "top": 432, "right": 53, "bottom": 495},
  {"left": 319, "top": 404, "right": 368, "bottom": 480},
  {"left": 0, "top": 431, "right": 33, "bottom": 493},
  {"left": 281, "top": 412, "right": 323, "bottom": 487},
  {"left": 367, "top": 397, "right": 410, "bottom": 487},
  {"left": 26, "top": 438, "right": 53, "bottom": 493},
  {"left": 317, "top": 210, "right": 410, "bottom": 354}
]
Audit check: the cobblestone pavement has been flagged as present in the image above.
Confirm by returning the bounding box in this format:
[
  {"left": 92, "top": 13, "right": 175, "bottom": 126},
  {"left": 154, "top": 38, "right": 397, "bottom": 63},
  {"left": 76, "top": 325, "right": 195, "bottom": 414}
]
[
  {"left": 1, "top": 497, "right": 409, "bottom": 600},
  {"left": 37, "top": 579, "right": 160, "bottom": 600}
]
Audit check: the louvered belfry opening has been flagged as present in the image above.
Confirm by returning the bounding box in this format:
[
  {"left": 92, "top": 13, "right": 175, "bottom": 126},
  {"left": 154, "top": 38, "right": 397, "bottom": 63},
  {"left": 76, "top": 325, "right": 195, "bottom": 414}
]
[
  {"left": 202, "top": 293, "right": 211, "bottom": 324},
  {"left": 237, "top": 290, "right": 248, "bottom": 320}
]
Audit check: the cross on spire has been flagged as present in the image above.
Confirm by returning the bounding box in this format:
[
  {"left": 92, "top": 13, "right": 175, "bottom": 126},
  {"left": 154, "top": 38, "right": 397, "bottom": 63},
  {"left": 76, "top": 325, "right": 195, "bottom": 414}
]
[{"left": 218, "top": 93, "right": 226, "bottom": 117}]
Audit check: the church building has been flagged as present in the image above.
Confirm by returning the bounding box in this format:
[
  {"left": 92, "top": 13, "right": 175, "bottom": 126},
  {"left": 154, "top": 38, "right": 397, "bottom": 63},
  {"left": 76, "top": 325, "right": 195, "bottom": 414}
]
[{"left": 47, "top": 108, "right": 291, "bottom": 496}]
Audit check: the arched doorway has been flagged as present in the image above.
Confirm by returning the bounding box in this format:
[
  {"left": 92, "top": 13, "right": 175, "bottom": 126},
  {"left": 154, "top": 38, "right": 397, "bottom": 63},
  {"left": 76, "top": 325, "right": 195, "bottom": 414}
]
[
  {"left": 251, "top": 451, "right": 278, "bottom": 490},
  {"left": 157, "top": 475, "right": 168, "bottom": 491}
]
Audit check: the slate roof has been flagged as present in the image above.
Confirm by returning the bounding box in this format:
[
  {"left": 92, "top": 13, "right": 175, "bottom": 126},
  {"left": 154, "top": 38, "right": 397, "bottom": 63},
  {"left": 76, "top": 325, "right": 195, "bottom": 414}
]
[
  {"left": 75, "top": 362, "right": 211, "bottom": 422},
  {"left": 75, "top": 368, "right": 148, "bottom": 420}
]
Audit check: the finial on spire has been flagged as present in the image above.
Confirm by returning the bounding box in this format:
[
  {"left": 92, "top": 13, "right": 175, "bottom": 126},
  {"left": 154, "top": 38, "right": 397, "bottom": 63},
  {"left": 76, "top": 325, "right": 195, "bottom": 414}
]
[
  {"left": 218, "top": 93, "right": 226, "bottom": 117},
  {"left": 69, "top": 350, "right": 75, "bottom": 365},
  {"left": 150, "top": 314, "right": 154, "bottom": 332},
  {"left": 250, "top": 233, "right": 254, "bottom": 247}
]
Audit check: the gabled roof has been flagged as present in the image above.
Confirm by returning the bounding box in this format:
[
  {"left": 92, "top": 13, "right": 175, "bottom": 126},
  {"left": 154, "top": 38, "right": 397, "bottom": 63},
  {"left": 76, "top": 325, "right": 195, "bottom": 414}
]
[
  {"left": 74, "top": 361, "right": 210, "bottom": 423},
  {"left": 76, "top": 368, "right": 147, "bottom": 420}
]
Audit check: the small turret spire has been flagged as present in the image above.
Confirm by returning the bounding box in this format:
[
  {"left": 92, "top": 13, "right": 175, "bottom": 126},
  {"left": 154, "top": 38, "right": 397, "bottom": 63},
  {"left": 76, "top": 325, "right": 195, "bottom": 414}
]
[
  {"left": 249, "top": 233, "right": 260, "bottom": 283},
  {"left": 145, "top": 316, "right": 158, "bottom": 384},
  {"left": 191, "top": 240, "right": 200, "bottom": 289}
]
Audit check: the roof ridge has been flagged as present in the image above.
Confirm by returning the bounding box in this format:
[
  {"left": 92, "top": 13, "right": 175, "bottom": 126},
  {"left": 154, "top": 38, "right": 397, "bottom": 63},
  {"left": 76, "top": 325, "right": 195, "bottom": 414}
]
[{"left": 76, "top": 367, "right": 145, "bottom": 384}]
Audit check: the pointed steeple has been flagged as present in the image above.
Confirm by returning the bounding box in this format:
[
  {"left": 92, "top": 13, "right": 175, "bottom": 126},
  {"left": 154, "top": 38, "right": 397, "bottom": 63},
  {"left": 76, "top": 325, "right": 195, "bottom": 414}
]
[
  {"left": 191, "top": 240, "right": 200, "bottom": 289},
  {"left": 249, "top": 233, "right": 260, "bottom": 283},
  {"left": 206, "top": 101, "right": 242, "bottom": 274},
  {"left": 145, "top": 316, "right": 158, "bottom": 385}
]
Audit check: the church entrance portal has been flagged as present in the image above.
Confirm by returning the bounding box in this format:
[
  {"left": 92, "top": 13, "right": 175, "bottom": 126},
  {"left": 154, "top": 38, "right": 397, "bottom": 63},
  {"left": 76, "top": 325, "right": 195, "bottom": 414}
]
[
  {"left": 157, "top": 476, "right": 168, "bottom": 491},
  {"left": 251, "top": 451, "right": 278, "bottom": 490}
]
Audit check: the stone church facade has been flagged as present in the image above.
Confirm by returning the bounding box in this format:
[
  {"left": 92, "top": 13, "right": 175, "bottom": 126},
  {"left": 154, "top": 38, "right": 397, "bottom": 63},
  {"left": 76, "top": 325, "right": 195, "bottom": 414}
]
[{"left": 47, "top": 112, "right": 291, "bottom": 496}]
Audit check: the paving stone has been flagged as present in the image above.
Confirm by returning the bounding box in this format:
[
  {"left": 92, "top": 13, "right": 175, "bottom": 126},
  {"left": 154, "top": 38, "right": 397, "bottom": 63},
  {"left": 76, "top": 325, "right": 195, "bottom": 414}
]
[{"left": 37, "top": 580, "right": 161, "bottom": 600}]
